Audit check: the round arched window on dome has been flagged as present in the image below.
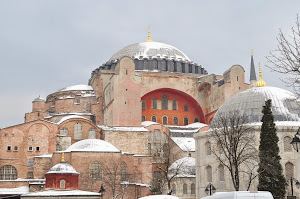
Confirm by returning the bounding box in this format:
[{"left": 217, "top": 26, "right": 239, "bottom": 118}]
[{"left": 0, "top": 165, "right": 17, "bottom": 180}]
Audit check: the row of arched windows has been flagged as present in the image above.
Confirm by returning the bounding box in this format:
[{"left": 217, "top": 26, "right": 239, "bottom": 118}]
[
  {"left": 142, "top": 115, "right": 199, "bottom": 125},
  {"left": 60, "top": 124, "right": 96, "bottom": 140},
  {"left": 172, "top": 183, "right": 195, "bottom": 195},
  {"left": 142, "top": 98, "right": 188, "bottom": 111},
  {"left": 90, "top": 161, "right": 127, "bottom": 181}
]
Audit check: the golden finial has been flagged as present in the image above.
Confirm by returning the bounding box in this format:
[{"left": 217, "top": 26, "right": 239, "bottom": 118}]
[
  {"left": 251, "top": 49, "right": 253, "bottom": 56},
  {"left": 256, "top": 63, "right": 267, "bottom": 87},
  {"left": 61, "top": 152, "right": 65, "bottom": 162},
  {"left": 146, "top": 26, "right": 153, "bottom": 42}
]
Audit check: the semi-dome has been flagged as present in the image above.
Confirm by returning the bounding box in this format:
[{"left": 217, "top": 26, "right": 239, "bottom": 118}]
[
  {"left": 108, "top": 42, "right": 191, "bottom": 63},
  {"left": 168, "top": 157, "right": 195, "bottom": 178},
  {"left": 46, "top": 162, "right": 79, "bottom": 175},
  {"left": 212, "top": 86, "right": 300, "bottom": 124},
  {"left": 65, "top": 139, "right": 120, "bottom": 152}
]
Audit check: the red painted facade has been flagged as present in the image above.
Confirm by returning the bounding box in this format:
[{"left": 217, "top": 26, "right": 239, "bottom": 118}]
[
  {"left": 141, "top": 88, "right": 206, "bottom": 125},
  {"left": 45, "top": 173, "right": 79, "bottom": 190}
]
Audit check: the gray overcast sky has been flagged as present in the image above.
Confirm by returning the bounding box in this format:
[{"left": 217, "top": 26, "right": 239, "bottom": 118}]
[{"left": 0, "top": 0, "right": 300, "bottom": 127}]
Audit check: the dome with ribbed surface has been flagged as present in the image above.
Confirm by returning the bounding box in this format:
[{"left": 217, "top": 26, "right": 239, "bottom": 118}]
[
  {"left": 212, "top": 86, "right": 300, "bottom": 124},
  {"left": 108, "top": 42, "right": 191, "bottom": 62},
  {"left": 65, "top": 139, "right": 120, "bottom": 152},
  {"left": 46, "top": 162, "right": 79, "bottom": 175}
]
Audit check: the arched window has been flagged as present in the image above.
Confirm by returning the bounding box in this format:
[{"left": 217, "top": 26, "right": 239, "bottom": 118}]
[
  {"left": 90, "top": 161, "right": 102, "bottom": 179},
  {"left": 191, "top": 183, "right": 195, "bottom": 194},
  {"left": 172, "top": 184, "right": 176, "bottom": 195},
  {"left": 194, "top": 117, "right": 199, "bottom": 123},
  {"left": 27, "top": 159, "right": 34, "bottom": 168},
  {"left": 184, "top": 117, "right": 189, "bottom": 125},
  {"left": 142, "top": 101, "right": 146, "bottom": 110},
  {"left": 172, "top": 99, "right": 177, "bottom": 110},
  {"left": 60, "top": 127, "right": 68, "bottom": 136},
  {"left": 151, "top": 116, "right": 157, "bottom": 122},
  {"left": 285, "top": 162, "right": 294, "bottom": 180},
  {"left": 88, "top": 128, "right": 96, "bottom": 139},
  {"left": 173, "top": 117, "right": 179, "bottom": 125},
  {"left": 205, "top": 141, "right": 211, "bottom": 155},
  {"left": 184, "top": 104, "right": 188, "bottom": 111},
  {"left": 162, "top": 116, "right": 168, "bottom": 124},
  {"left": 142, "top": 115, "right": 146, "bottom": 122},
  {"left": 284, "top": 136, "right": 292, "bottom": 152},
  {"left": 0, "top": 165, "right": 17, "bottom": 180},
  {"left": 121, "top": 162, "right": 127, "bottom": 181},
  {"left": 74, "top": 123, "right": 82, "bottom": 140},
  {"left": 183, "top": 183, "right": 187, "bottom": 194},
  {"left": 162, "top": 95, "right": 168, "bottom": 110},
  {"left": 60, "top": 179, "right": 66, "bottom": 189},
  {"left": 206, "top": 165, "right": 212, "bottom": 182},
  {"left": 218, "top": 164, "right": 225, "bottom": 181},
  {"left": 152, "top": 98, "right": 157, "bottom": 109}
]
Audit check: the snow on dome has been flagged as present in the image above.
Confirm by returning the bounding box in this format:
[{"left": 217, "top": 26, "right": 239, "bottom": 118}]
[
  {"left": 54, "top": 115, "right": 91, "bottom": 124},
  {"left": 212, "top": 86, "right": 300, "bottom": 124},
  {"left": 65, "top": 139, "right": 120, "bottom": 153},
  {"left": 139, "top": 195, "right": 180, "bottom": 199},
  {"left": 46, "top": 162, "right": 79, "bottom": 175},
  {"left": 108, "top": 42, "right": 191, "bottom": 63},
  {"left": 141, "top": 121, "right": 159, "bottom": 127},
  {"left": 58, "top": 84, "right": 94, "bottom": 92},
  {"left": 32, "top": 96, "right": 45, "bottom": 103},
  {"left": 186, "top": 122, "right": 208, "bottom": 128},
  {"left": 168, "top": 157, "right": 196, "bottom": 178}
]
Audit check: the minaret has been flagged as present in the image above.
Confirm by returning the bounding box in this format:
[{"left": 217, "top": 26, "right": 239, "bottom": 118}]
[
  {"left": 146, "top": 26, "right": 153, "bottom": 42},
  {"left": 250, "top": 49, "right": 257, "bottom": 87},
  {"left": 256, "top": 63, "right": 267, "bottom": 87}
]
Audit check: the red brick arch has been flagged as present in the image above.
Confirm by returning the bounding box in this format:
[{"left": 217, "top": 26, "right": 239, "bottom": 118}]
[{"left": 141, "top": 88, "right": 206, "bottom": 125}]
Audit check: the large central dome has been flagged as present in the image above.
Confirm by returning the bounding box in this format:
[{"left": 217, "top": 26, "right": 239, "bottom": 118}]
[{"left": 108, "top": 42, "right": 191, "bottom": 63}]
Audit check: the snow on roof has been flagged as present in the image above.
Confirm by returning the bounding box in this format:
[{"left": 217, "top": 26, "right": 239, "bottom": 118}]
[
  {"left": 141, "top": 121, "right": 159, "bottom": 127},
  {"left": 168, "top": 157, "right": 196, "bottom": 178},
  {"left": 32, "top": 96, "right": 45, "bottom": 102},
  {"left": 139, "top": 195, "right": 180, "bottom": 199},
  {"left": 58, "top": 84, "right": 94, "bottom": 92},
  {"left": 46, "top": 162, "right": 79, "bottom": 175},
  {"left": 171, "top": 137, "right": 195, "bottom": 152},
  {"left": 55, "top": 115, "right": 91, "bottom": 124},
  {"left": 0, "top": 186, "right": 29, "bottom": 194},
  {"left": 22, "top": 190, "right": 100, "bottom": 197},
  {"left": 167, "top": 122, "right": 207, "bottom": 129},
  {"left": 34, "top": 154, "right": 52, "bottom": 158},
  {"left": 65, "top": 139, "right": 120, "bottom": 153},
  {"left": 98, "top": 125, "right": 149, "bottom": 132}
]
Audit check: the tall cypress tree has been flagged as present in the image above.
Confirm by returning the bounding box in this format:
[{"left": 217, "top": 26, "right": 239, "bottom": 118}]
[{"left": 258, "top": 99, "right": 286, "bottom": 199}]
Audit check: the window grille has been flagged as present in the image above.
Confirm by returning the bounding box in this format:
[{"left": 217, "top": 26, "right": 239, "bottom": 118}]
[
  {"left": 27, "top": 159, "right": 34, "bottom": 168},
  {"left": 183, "top": 183, "right": 187, "bottom": 194},
  {"left": 74, "top": 123, "right": 82, "bottom": 140},
  {"left": 60, "top": 179, "right": 66, "bottom": 189},
  {"left": 27, "top": 172, "right": 33, "bottom": 179},
  {"left": 88, "top": 128, "right": 96, "bottom": 139},
  {"left": 184, "top": 117, "right": 189, "bottom": 125},
  {"left": 173, "top": 117, "right": 179, "bottom": 125},
  {"left": 0, "top": 165, "right": 17, "bottom": 180},
  {"left": 172, "top": 99, "right": 177, "bottom": 110},
  {"left": 285, "top": 162, "right": 294, "bottom": 180},
  {"left": 152, "top": 98, "right": 157, "bottom": 109},
  {"left": 142, "top": 115, "right": 146, "bottom": 122},
  {"left": 60, "top": 127, "right": 68, "bottom": 136},
  {"left": 121, "top": 162, "right": 127, "bottom": 181},
  {"left": 162, "top": 116, "right": 168, "bottom": 124},
  {"left": 142, "top": 101, "right": 146, "bottom": 110},
  {"left": 90, "top": 161, "right": 102, "bottom": 179},
  {"left": 184, "top": 104, "right": 188, "bottom": 111},
  {"left": 152, "top": 116, "right": 157, "bottom": 122},
  {"left": 206, "top": 165, "right": 212, "bottom": 182},
  {"left": 162, "top": 95, "right": 168, "bottom": 110},
  {"left": 284, "top": 136, "right": 292, "bottom": 152}
]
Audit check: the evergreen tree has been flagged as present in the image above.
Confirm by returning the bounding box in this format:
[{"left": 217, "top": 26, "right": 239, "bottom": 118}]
[{"left": 258, "top": 99, "right": 286, "bottom": 199}]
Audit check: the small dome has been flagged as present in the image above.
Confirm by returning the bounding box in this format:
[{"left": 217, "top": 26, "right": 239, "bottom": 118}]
[
  {"left": 58, "top": 84, "right": 94, "bottom": 92},
  {"left": 65, "top": 139, "right": 120, "bottom": 152},
  {"left": 168, "top": 157, "right": 195, "bottom": 178},
  {"left": 32, "top": 96, "right": 45, "bottom": 103},
  {"left": 46, "top": 162, "right": 79, "bottom": 175},
  {"left": 108, "top": 42, "right": 191, "bottom": 62},
  {"left": 212, "top": 86, "right": 300, "bottom": 124}
]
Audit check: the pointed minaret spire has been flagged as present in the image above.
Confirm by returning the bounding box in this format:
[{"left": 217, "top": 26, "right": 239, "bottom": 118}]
[
  {"left": 146, "top": 26, "right": 153, "bottom": 42},
  {"left": 250, "top": 49, "right": 257, "bottom": 87},
  {"left": 256, "top": 63, "right": 267, "bottom": 87},
  {"left": 61, "top": 152, "right": 65, "bottom": 162}
]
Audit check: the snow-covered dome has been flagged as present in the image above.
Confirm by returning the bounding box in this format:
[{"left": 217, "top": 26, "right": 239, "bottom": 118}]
[
  {"left": 168, "top": 157, "right": 195, "bottom": 178},
  {"left": 212, "top": 86, "right": 300, "bottom": 124},
  {"left": 108, "top": 42, "right": 191, "bottom": 62},
  {"left": 58, "top": 84, "right": 94, "bottom": 92},
  {"left": 65, "top": 139, "right": 120, "bottom": 153},
  {"left": 32, "top": 96, "right": 45, "bottom": 103},
  {"left": 46, "top": 162, "right": 79, "bottom": 175}
]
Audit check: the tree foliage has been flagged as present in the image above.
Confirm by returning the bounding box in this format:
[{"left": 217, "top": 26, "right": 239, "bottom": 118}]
[
  {"left": 266, "top": 15, "right": 300, "bottom": 95},
  {"left": 211, "top": 112, "right": 258, "bottom": 191},
  {"left": 258, "top": 99, "right": 286, "bottom": 199}
]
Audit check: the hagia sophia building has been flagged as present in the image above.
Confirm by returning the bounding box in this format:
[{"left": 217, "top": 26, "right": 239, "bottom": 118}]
[{"left": 1, "top": 29, "right": 300, "bottom": 199}]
